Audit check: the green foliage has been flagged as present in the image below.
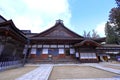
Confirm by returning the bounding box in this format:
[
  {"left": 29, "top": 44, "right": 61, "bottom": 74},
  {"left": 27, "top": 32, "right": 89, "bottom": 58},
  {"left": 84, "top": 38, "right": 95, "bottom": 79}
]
[
  {"left": 105, "top": 22, "right": 119, "bottom": 44},
  {"left": 116, "top": 0, "right": 120, "bottom": 7},
  {"left": 105, "top": 0, "right": 120, "bottom": 44},
  {"left": 109, "top": 7, "right": 120, "bottom": 32}
]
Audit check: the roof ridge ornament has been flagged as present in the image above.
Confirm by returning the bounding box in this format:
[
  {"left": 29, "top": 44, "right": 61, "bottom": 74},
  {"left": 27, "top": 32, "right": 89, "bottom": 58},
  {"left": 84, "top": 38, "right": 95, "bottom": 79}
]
[{"left": 56, "top": 19, "right": 63, "bottom": 24}]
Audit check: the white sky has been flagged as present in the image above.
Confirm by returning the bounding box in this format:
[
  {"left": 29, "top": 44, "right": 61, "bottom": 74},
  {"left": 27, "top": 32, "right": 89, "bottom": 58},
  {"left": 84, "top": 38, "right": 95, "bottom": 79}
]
[
  {"left": 0, "top": 0, "right": 112, "bottom": 37},
  {"left": 0, "top": 0, "right": 71, "bottom": 33}
]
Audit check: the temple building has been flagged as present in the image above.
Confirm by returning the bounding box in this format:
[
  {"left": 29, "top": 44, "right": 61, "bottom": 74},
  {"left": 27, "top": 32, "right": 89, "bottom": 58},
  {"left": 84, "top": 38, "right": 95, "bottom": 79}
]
[
  {"left": 22, "top": 19, "right": 105, "bottom": 63},
  {"left": 0, "top": 15, "right": 120, "bottom": 64}
]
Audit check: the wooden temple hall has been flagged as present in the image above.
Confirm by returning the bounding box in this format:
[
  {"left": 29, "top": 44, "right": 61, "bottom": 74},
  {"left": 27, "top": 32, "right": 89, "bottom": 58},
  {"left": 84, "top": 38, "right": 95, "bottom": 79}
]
[{"left": 0, "top": 15, "right": 120, "bottom": 64}]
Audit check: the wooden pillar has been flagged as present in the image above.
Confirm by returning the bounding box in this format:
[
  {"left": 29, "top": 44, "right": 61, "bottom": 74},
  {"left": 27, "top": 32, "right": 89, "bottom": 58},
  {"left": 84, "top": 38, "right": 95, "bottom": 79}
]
[
  {"left": 0, "top": 43, "right": 4, "bottom": 56},
  {"left": 78, "top": 47, "right": 80, "bottom": 60},
  {"left": 0, "top": 31, "right": 8, "bottom": 57},
  {"left": 12, "top": 47, "right": 17, "bottom": 60}
]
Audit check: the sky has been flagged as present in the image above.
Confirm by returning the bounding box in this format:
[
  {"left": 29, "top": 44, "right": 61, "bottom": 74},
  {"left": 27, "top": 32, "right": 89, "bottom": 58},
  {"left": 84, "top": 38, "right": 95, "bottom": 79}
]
[{"left": 0, "top": 0, "right": 117, "bottom": 37}]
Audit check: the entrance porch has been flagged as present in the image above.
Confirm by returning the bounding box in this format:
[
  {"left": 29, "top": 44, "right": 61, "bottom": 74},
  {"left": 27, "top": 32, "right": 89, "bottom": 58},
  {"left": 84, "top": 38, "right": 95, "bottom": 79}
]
[{"left": 74, "top": 39, "right": 101, "bottom": 63}]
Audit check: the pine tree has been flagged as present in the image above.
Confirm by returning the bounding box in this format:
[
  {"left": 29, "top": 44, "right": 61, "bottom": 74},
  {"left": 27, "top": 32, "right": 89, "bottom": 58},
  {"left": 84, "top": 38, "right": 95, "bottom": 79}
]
[
  {"left": 109, "top": 7, "right": 120, "bottom": 33},
  {"left": 105, "top": 0, "right": 120, "bottom": 44},
  {"left": 116, "top": 0, "right": 120, "bottom": 7},
  {"left": 92, "top": 29, "right": 100, "bottom": 38},
  {"left": 105, "top": 22, "right": 118, "bottom": 44},
  {"left": 83, "top": 30, "right": 100, "bottom": 39}
]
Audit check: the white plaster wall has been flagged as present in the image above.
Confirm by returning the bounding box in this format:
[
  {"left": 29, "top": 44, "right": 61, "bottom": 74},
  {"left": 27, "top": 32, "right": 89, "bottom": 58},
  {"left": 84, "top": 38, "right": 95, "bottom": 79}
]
[
  {"left": 59, "top": 49, "right": 64, "bottom": 54},
  {"left": 75, "top": 52, "right": 79, "bottom": 58},
  {"left": 23, "top": 48, "right": 27, "bottom": 54},
  {"left": 42, "top": 49, "right": 48, "bottom": 54},
  {"left": 70, "top": 48, "right": 75, "bottom": 54},
  {"left": 65, "top": 45, "right": 69, "bottom": 48},
  {"left": 38, "top": 45, "right": 42, "bottom": 48},
  {"left": 31, "top": 49, "right": 36, "bottom": 54},
  {"left": 80, "top": 53, "right": 97, "bottom": 59},
  {"left": 50, "top": 45, "right": 57, "bottom": 48},
  {"left": 32, "top": 45, "right": 37, "bottom": 48},
  {"left": 43, "top": 45, "right": 49, "bottom": 48},
  {"left": 58, "top": 45, "right": 64, "bottom": 48}
]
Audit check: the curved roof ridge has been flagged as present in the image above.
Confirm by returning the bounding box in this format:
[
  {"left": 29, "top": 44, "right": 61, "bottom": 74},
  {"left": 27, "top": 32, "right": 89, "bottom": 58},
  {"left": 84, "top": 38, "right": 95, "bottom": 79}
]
[{"left": 31, "top": 20, "right": 83, "bottom": 38}]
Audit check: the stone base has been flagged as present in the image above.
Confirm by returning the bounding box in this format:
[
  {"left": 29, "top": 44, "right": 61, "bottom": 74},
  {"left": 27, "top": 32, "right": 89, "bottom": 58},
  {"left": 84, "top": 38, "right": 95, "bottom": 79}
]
[
  {"left": 30, "top": 54, "right": 36, "bottom": 58},
  {"left": 58, "top": 54, "right": 66, "bottom": 58},
  {"left": 41, "top": 54, "right": 48, "bottom": 59}
]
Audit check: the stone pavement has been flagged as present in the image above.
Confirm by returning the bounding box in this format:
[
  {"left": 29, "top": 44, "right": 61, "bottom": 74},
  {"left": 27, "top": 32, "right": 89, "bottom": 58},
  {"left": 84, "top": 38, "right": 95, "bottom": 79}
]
[
  {"left": 15, "top": 64, "right": 53, "bottom": 80},
  {"left": 107, "top": 63, "right": 120, "bottom": 67},
  {"left": 85, "top": 63, "right": 120, "bottom": 74},
  {"left": 57, "top": 78, "right": 120, "bottom": 80},
  {"left": 15, "top": 63, "right": 120, "bottom": 80}
]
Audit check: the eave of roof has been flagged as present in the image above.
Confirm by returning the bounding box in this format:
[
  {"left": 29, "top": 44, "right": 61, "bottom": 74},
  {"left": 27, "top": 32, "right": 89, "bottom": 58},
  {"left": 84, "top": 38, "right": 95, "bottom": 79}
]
[
  {"left": 74, "top": 39, "right": 101, "bottom": 47},
  {"left": 92, "top": 37, "right": 106, "bottom": 42},
  {"left": 0, "top": 20, "right": 27, "bottom": 40},
  {"left": 30, "top": 37, "right": 84, "bottom": 40},
  {"left": 102, "top": 44, "right": 120, "bottom": 47},
  {"left": 0, "top": 15, "right": 7, "bottom": 22}
]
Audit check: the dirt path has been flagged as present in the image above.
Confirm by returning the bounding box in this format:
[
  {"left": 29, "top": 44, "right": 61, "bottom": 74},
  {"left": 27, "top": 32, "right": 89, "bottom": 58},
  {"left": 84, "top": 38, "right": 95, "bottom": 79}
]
[
  {"left": 0, "top": 66, "right": 38, "bottom": 80},
  {"left": 49, "top": 66, "right": 120, "bottom": 80}
]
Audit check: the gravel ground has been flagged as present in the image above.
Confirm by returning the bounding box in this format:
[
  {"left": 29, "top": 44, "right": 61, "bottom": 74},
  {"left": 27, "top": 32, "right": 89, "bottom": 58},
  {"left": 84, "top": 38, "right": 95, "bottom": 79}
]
[
  {"left": 48, "top": 66, "right": 120, "bottom": 80},
  {"left": 0, "top": 66, "right": 38, "bottom": 80}
]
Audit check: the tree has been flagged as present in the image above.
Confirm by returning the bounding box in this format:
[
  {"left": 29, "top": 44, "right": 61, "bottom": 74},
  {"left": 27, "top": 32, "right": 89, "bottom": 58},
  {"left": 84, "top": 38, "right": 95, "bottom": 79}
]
[
  {"left": 109, "top": 7, "right": 120, "bottom": 32},
  {"left": 83, "top": 31, "right": 87, "bottom": 38},
  {"left": 105, "top": 0, "right": 120, "bottom": 44},
  {"left": 92, "top": 30, "right": 100, "bottom": 38},
  {"left": 83, "top": 30, "right": 100, "bottom": 39},
  {"left": 87, "top": 31, "right": 91, "bottom": 38},
  {"left": 105, "top": 22, "right": 118, "bottom": 44},
  {"left": 116, "top": 0, "right": 120, "bottom": 7}
]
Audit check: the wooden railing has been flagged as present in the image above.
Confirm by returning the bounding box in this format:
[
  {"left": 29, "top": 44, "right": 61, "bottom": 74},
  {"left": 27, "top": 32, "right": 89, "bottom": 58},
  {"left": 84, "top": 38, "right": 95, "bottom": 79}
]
[{"left": 0, "top": 57, "right": 23, "bottom": 71}]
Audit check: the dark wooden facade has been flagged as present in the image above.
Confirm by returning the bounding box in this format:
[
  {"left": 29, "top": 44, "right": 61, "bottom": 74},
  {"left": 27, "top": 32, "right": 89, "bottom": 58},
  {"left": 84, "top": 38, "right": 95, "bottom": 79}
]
[{"left": 0, "top": 16, "right": 27, "bottom": 69}]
